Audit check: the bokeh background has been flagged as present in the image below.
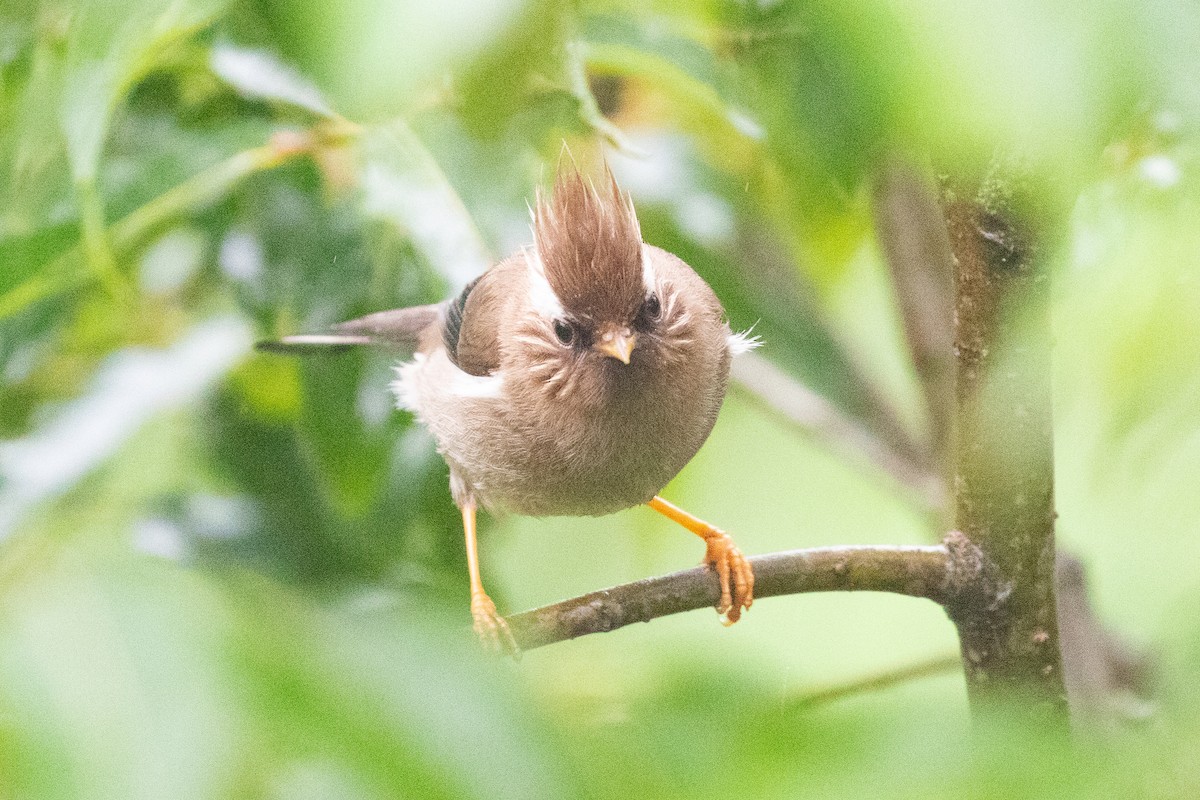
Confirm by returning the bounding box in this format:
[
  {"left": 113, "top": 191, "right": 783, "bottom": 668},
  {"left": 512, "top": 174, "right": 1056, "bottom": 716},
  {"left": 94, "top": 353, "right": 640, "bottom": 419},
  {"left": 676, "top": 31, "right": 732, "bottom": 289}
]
[{"left": 2, "top": 0, "right": 1199, "bottom": 797}]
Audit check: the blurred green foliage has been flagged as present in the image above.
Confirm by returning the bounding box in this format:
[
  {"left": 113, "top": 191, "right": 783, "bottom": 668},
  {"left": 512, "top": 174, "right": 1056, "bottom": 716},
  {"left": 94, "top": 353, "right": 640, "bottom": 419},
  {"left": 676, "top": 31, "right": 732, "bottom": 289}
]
[{"left": 1, "top": 0, "right": 1199, "bottom": 797}]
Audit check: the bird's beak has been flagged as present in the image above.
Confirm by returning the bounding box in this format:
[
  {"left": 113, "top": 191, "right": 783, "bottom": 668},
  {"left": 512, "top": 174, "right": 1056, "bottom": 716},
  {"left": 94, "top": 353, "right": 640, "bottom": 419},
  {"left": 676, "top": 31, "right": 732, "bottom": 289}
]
[{"left": 595, "top": 327, "right": 637, "bottom": 365}]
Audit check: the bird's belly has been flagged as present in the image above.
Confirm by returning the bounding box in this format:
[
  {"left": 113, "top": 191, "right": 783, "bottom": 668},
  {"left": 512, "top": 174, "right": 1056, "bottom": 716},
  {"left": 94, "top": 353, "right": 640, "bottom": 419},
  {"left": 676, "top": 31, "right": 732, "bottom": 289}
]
[
  {"left": 492, "top": 428, "right": 676, "bottom": 517},
  {"left": 398, "top": 352, "right": 724, "bottom": 517},
  {"left": 456, "top": 406, "right": 685, "bottom": 517}
]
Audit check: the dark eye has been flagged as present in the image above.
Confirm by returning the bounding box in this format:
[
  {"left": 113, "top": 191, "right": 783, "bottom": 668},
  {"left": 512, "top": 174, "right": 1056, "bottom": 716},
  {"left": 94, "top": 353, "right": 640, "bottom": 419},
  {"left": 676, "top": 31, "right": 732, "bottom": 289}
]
[
  {"left": 643, "top": 293, "right": 661, "bottom": 319},
  {"left": 553, "top": 319, "right": 575, "bottom": 346}
]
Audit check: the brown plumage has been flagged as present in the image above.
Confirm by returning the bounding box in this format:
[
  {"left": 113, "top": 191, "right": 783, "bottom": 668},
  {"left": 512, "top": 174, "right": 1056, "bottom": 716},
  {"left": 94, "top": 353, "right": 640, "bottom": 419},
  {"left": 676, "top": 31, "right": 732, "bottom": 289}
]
[
  {"left": 259, "top": 166, "right": 759, "bottom": 654},
  {"left": 534, "top": 168, "right": 643, "bottom": 324}
]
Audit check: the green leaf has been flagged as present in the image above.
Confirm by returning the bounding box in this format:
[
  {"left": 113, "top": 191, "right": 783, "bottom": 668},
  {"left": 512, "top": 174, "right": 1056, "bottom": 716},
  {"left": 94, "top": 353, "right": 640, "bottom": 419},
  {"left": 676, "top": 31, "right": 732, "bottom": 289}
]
[
  {"left": 0, "top": 316, "right": 252, "bottom": 539},
  {"left": 256, "top": 0, "right": 532, "bottom": 122},
  {"left": 60, "top": 0, "right": 227, "bottom": 183},
  {"left": 0, "top": 14, "right": 73, "bottom": 238},
  {"left": 358, "top": 122, "right": 493, "bottom": 288},
  {"left": 209, "top": 41, "right": 335, "bottom": 119},
  {"left": 0, "top": 140, "right": 299, "bottom": 322},
  {"left": 0, "top": 542, "right": 574, "bottom": 799}
]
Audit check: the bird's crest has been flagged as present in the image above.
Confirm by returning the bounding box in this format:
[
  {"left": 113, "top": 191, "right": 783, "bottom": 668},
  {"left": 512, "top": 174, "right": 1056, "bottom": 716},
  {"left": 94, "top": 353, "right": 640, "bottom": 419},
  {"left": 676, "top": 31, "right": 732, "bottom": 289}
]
[{"left": 533, "top": 165, "right": 644, "bottom": 322}]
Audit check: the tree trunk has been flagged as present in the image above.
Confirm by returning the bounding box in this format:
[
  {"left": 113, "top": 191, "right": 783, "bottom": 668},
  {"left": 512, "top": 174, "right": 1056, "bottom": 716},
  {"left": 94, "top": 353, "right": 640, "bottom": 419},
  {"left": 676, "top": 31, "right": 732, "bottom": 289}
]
[{"left": 942, "top": 167, "right": 1068, "bottom": 725}]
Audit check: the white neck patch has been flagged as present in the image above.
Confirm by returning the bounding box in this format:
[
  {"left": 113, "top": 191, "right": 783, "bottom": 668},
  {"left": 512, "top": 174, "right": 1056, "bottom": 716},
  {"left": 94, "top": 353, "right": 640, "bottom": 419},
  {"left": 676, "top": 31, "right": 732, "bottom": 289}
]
[
  {"left": 526, "top": 245, "right": 566, "bottom": 319},
  {"left": 641, "top": 244, "right": 657, "bottom": 294}
]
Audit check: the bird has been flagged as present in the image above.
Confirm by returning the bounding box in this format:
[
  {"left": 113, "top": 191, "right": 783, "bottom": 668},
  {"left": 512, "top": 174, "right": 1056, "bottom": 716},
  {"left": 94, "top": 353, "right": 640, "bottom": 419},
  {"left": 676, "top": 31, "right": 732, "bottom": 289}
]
[{"left": 260, "top": 165, "right": 758, "bottom": 654}]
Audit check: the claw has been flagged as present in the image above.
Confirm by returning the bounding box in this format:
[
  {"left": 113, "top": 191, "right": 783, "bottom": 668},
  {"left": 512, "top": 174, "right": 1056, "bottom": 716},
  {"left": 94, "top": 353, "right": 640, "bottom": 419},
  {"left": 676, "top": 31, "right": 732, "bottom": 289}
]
[
  {"left": 702, "top": 529, "right": 754, "bottom": 625},
  {"left": 471, "top": 590, "right": 520, "bottom": 658},
  {"left": 647, "top": 496, "right": 754, "bottom": 627}
]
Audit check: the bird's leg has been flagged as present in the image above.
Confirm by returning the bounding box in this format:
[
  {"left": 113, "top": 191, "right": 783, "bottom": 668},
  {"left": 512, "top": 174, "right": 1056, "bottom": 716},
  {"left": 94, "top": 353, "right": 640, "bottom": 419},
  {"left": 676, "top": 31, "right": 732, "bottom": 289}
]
[
  {"left": 462, "top": 503, "right": 518, "bottom": 656},
  {"left": 647, "top": 495, "right": 754, "bottom": 624}
]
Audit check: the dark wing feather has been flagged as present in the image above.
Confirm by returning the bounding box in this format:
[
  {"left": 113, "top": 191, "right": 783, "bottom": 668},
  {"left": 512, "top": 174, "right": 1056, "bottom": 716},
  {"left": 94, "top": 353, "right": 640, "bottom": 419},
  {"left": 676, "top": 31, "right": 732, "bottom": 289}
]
[
  {"left": 445, "top": 256, "right": 524, "bottom": 376},
  {"left": 442, "top": 276, "right": 481, "bottom": 358},
  {"left": 258, "top": 254, "right": 523, "bottom": 366}
]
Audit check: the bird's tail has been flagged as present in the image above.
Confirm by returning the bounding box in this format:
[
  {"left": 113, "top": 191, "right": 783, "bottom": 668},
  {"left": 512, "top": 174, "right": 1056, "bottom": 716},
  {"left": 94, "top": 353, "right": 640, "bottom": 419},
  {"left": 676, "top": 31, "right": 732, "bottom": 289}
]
[{"left": 256, "top": 304, "right": 441, "bottom": 354}]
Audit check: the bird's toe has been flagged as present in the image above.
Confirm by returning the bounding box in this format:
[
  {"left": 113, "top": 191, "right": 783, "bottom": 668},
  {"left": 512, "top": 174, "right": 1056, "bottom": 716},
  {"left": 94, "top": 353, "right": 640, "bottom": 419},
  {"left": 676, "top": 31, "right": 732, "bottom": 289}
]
[
  {"left": 470, "top": 591, "right": 520, "bottom": 658},
  {"left": 703, "top": 530, "right": 754, "bottom": 625}
]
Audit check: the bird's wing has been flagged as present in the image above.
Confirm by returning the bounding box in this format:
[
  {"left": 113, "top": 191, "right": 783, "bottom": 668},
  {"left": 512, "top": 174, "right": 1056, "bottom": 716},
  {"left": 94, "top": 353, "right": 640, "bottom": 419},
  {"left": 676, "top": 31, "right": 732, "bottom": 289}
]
[
  {"left": 445, "top": 254, "right": 526, "bottom": 376},
  {"left": 256, "top": 304, "right": 441, "bottom": 354},
  {"left": 257, "top": 254, "right": 525, "bottom": 364}
]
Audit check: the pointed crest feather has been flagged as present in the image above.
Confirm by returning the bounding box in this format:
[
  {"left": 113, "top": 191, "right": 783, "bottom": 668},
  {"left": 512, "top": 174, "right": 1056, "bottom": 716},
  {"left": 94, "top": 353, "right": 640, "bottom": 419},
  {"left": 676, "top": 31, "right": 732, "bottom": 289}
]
[{"left": 533, "top": 163, "right": 644, "bottom": 321}]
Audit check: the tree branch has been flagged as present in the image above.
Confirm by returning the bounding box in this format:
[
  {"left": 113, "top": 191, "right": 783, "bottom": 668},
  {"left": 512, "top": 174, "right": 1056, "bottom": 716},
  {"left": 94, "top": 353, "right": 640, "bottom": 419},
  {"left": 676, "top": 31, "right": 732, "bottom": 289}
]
[
  {"left": 731, "top": 353, "right": 945, "bottom": 514},
  {"left": 1057, "top": 553, "right": 1155, "bottom": 735},
  {"left": 872, "top": 158, "right": 956, "bottom": 478},
  {"left": 508, "top": 544, "right": 950, "bottom": 651}
]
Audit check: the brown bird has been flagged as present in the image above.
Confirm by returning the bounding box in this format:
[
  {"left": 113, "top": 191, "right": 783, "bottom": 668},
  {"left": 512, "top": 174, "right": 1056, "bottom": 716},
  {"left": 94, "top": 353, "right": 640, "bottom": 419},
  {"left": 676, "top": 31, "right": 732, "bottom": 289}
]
[{"left": 262, "top": 167, "right": 757, "bottom": 654}]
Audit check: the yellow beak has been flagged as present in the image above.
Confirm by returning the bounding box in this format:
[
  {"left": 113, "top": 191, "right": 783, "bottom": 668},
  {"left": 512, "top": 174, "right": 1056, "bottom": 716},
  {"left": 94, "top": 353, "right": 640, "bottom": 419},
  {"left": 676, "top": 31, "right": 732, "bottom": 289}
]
[{"left": 595, "top": 328, "right": 637, "bottom": 364}]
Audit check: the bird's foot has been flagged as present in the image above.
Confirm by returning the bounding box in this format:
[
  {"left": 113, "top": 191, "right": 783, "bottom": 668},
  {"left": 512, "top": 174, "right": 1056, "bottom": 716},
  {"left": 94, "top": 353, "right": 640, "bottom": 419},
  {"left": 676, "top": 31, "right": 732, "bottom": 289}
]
[
  {"left": 471, "top": 590, "right": 520, "bottom": 658},
  {"left": 702, "top": 529, "right": 755, "bottom": 625}
]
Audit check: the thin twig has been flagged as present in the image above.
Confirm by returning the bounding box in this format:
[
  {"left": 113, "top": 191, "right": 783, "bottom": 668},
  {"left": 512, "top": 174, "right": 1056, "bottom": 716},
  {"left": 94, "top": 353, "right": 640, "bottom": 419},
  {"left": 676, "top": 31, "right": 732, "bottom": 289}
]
[
  {"left": 1057, "top": 554, "right": 1155, "bottom": 734},
  {"left": 784, "top": 653, "right": 963, "bottom": 712},
  {"left": 508, "top": 544, "right": 950, "bottom": 651},
  {"left": 731, "top": 352, "right": 945, "bottom": 513},
  {"left": 729, "top": 225, "right": 936, "bottom": 488},
  {"left": 0, "top": 135, "right": 309, "bottom": 321}
]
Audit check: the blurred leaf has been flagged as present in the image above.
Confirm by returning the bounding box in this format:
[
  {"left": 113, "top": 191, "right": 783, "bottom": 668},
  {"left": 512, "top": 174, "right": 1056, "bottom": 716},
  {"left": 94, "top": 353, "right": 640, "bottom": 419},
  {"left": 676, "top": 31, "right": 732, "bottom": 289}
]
[
  {"left": 0, "top": 539, "right": 573, "bottom": 799},
  {"left": 563, "top": 41, "right": 642, "bottom": 153},
  {"left": 0, "top": 545, "right": 248, "bottom": 800},
  {"left": 580, "top": 9, "right": 874, "bottom": 280},
  {"left": 0, "top": 222, "right": 79, "bottom": 298},
  {"left": 1058, "top": 148, "right": 1200, "bottom": 464},
  {"left": 256, "top": 0, "right": 529, "bottom": 121},
  {"left": 59, "top": 0, "right": 226, "bottom": 183},
  {"left": 241, "top": 598, "right": 572, "bottom": 800},
  {"left": 358, "top": 122, "right": 493, "bottom": 288},
  {"left": 209, "top": 41, "right": 335, "bottom": 118},
  {"left": 581, "top": 13, "right": 757, "bottom": 168},
  {"left": 0, "top": 139, "right": 299, "bottom": 322},
  {"left": 0, "top": 9, "right": 74, "bottom": 238},
  {"left": 455, "top": 0, "right": 566, "bottom": 139},
  {"left": 889, "top": 0, "right": 1146, "bottom": 173},
  {"left": 294, "top": 352, "right": 393, "bottom": 514},
  {"left": 728, "top": 2, "right": 909, "bottom": 190},
  {"left": 57, "top": 0, "right": 227, "bottom": 292},
  {"left": 0, "top": 316, "right": 252, "bottom": 539},
  {"left": 582, "top": 12, "right": 738, "bottom": 120},
  {"left": 204, "top": 384, "right": 366, "bottom": 584}
]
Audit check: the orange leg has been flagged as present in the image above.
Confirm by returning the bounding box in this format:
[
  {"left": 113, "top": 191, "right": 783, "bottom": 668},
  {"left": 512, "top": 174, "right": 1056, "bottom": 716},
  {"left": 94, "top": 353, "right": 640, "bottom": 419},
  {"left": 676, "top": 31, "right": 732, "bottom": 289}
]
[
  {"left": 462, "top": 503, "right": 518, "bottom": 656},
  {"left": 647, "top": 495, "right": 754, "bottom": 625}
]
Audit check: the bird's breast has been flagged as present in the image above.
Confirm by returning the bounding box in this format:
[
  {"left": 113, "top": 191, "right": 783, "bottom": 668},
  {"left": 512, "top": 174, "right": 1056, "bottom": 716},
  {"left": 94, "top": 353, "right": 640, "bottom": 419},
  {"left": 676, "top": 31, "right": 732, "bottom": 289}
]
[
  {"left": 401, "top": 338, "right": 730, "bottom": 518},
  {"left": 501, "top": 341, "right": 730, "bottom": 516}
]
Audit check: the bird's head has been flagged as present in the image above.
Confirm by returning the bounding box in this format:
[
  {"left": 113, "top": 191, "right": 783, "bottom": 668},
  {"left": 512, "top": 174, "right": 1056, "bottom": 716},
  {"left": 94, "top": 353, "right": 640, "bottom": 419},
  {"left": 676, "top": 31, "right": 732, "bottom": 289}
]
[{"left": 526, "top": 167, "right": 669, "bottom": 378}]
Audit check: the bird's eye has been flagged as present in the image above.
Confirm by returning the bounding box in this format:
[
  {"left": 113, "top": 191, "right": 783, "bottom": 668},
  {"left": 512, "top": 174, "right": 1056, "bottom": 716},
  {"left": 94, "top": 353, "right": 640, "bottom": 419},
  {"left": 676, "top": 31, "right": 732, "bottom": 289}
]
[
  {"left": 643, "top": 293, "right": 661, "bottom": 320},
  {"left": 553, "top": 319, "right": 575, "bottom": 346}
]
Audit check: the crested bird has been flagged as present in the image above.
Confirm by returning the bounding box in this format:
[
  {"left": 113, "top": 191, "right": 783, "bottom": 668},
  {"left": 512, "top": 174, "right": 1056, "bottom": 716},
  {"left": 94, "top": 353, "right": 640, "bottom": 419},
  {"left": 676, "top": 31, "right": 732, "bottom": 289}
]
[{"left": 260, "top": 166, "right": 758, "bottom": 654}]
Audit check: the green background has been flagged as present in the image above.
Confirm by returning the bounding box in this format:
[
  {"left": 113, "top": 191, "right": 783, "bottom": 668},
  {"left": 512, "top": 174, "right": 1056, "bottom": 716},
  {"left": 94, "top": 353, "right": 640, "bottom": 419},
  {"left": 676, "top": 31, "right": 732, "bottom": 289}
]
[{"left": 1, "top": 0, "right": 1199, "bottom": 796}]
